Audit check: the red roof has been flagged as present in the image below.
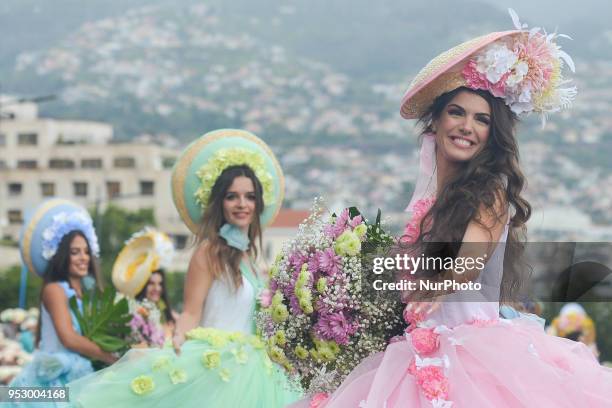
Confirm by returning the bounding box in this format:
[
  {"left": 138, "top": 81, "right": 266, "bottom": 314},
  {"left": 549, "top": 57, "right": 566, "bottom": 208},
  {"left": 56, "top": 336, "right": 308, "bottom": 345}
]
[{"left": 270, "top": 209, "right": 309, "bottom": 228}]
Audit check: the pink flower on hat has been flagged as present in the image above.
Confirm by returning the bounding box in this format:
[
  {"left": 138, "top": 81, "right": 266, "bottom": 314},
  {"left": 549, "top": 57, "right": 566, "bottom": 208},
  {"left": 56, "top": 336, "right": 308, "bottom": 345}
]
[
  {"left": 411, "top": 328, "right": 440, "bottom": 355},
  {"left": 462, "top": 60, "right": 507, "bottom": 98},
  {"left": 415, "top": 366, "right": 450, "bottom": 401}
]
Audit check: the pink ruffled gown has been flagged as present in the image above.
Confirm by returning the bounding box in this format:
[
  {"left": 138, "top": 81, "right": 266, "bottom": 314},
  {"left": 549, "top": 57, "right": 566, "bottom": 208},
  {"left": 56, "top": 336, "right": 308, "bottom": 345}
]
[{"left": 291, "top": 225, "right": 612, "bottom": 407}]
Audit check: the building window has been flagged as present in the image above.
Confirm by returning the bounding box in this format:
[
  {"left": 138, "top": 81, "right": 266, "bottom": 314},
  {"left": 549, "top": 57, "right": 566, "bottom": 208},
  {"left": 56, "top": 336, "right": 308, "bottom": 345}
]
[
  {"left": 140, "top": 180, "right": 154, "bottom": 196},
  {"left": 106, "top": 181, "right": 121, "bottom": 198},
  {"left": 162, "top": 157, "right": 176, "bottom": 169},
  {"left": 114, "top": 157, "right": 135, "bottom": 168},
  {"left": 0, "top": 160, "right": 7, "bottom": 169},
  {"left": 17, "top": 160, "right": 37, "bottom": 169},
  {"left": 74, "top": 182, "right": 88, "bottom": 197},
  {"left": 18, "top": 133, "right": 38, "bottom": 146},
  {"left": 40, "top": 182, "right": 55, "bottom": 197},
  {"left": 81, "top": 158, "right": 103, "bottom": 169},
  {"left": 8, "top": 210, "right": 23, "bottom": 224},
  {"left": 8, "top": 183, "right": 22, "bottom": 196},
  {"left": 174, "top": 234, "right": 188, "bottom": 249},
  {"left": 49, "top": 159, "right": 75, "bottom": 169},
  {"left": 0, "top": 133, "right": 6, "bottom": 146}
]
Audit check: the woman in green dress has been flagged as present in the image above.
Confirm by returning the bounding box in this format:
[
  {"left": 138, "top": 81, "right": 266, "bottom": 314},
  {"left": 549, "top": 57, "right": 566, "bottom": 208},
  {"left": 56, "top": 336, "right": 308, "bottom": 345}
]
[{"left": 68, "top": 129, "right": 300, "bottom": 407}]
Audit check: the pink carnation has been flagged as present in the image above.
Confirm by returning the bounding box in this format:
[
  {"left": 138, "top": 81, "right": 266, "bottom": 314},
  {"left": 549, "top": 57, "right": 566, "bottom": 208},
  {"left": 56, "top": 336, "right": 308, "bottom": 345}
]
[
  {"left": 462, "top": 60, "right": 490, "bottom": 91},
  {"left": 411, "top": 328, "right": 440, "bottom": 355},
  {"left": 415, "top": 366, "right": 449, "bottom": 401},
  {"left": 309, "top": 392, "right": 329, "bottom": 408}
]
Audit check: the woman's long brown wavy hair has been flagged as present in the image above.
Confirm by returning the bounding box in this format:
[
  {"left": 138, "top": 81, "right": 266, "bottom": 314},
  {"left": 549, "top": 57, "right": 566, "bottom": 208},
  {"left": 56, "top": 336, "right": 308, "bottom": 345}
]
[
  {"left": 416, "top": 87, "right": 532, "bottom": 302},
  {"left": 196, "top": 165, "right": 264, "bottom": 289}
]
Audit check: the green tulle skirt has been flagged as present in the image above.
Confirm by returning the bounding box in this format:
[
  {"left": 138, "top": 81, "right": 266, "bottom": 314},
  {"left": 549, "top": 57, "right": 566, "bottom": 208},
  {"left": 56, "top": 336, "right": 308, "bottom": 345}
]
[{"left": 68, "top": 328, "right": 301, "bottom": 408}]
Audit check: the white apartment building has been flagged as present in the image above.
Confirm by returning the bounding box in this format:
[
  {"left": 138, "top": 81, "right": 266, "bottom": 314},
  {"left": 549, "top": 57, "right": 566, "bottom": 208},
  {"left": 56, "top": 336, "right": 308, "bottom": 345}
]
[
  {"left": 0, "top": 97, "right": 308, "bottom": 271},
  {"left": 0, "top": 97, "right": 190, "bottom": 250}
]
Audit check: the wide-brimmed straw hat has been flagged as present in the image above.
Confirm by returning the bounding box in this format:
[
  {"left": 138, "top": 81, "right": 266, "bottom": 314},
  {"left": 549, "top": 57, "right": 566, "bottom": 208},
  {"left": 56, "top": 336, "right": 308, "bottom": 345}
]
[
  {"left": 171, "top": 129, "right": 285, "bottom": 234},
  {"left": 20, "top": 198, "right": 99, "bottom": 277},
  {"left": 400, "top": 9, "right": 576, "bottom": 123},
  {"left": 112, "top": 227, "right": 174, "bottom": 297}
]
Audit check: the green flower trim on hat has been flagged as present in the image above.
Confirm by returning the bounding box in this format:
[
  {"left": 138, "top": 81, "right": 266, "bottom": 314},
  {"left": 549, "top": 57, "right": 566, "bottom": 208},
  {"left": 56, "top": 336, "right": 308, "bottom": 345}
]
[{"left": 194, "top": 147, "right": 274, "bottom": 209}]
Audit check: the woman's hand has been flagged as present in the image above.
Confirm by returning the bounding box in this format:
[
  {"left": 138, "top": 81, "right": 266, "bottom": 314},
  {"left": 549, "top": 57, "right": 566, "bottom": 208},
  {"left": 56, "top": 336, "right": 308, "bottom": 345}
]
[
  {"left": 172, "top": 331, "right": 185, "bottom": 355},
  {"left": 100, "top": 351, "right": 119, "bottom": 365},
  {"left": 403, "top": 301, "right": 440, "bottom": 329}
]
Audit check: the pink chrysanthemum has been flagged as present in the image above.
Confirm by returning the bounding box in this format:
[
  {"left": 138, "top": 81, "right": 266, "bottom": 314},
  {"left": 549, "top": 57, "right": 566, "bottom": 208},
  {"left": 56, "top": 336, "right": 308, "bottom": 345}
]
[
  {"left": 318, "top": 248, "right": 342, "bottom": 276},
  {"left": 315, "top": 312, "right": 356, "bottom": 345},
  {"left": 411, "top": 328, "right": 440, "bottom": 355},
  {"left": 288, "top": 251, "right": 307, "bottom": 270},
  {"left": 415, "top": 366, "right": 450, "bottom": 401},
  {"left": 348, "top": 214, "right": 363, "bottom": 228},
  {"left": 514, "top": 34, "right": 554, "bottom": 94}
]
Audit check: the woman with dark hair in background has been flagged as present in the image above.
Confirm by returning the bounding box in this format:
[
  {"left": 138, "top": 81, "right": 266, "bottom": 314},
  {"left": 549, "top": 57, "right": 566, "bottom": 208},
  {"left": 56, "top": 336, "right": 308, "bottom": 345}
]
[
  {"left": 135, "top": 269, "right": 177, "bottom": 330},
  {"left": 10, "top": 204, "right": 116, "bottom": 406}
]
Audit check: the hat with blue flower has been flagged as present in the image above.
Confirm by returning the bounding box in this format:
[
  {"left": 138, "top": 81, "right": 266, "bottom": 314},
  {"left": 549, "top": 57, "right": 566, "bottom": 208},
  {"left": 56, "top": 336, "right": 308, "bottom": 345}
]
[
  {"left": 112, "top": 227, "right": 175, "bottom": 297},
  {"left": 171, "top": 129, "right": 285, "bottom": 233},
  {"left": 20, "top": 198, "right": 100, "bottom": 277},
  {"left": 400, "top": 9, "right": 576, "bottom": 125}
]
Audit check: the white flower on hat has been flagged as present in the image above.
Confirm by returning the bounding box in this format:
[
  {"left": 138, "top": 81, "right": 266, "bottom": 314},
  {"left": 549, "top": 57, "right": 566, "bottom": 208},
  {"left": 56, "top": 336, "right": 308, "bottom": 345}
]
[
  {"left": 476, "top": 43, "right": 517, "bottom": 84},
  {"left": 505, "top": 60, "right": 529, "bottom": 88}
]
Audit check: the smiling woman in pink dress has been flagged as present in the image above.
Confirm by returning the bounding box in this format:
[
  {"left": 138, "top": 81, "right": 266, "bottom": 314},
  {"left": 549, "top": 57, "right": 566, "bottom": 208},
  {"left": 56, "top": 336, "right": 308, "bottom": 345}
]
[{"left": 295, "top": 10, "right": 612, "bottom": 408}]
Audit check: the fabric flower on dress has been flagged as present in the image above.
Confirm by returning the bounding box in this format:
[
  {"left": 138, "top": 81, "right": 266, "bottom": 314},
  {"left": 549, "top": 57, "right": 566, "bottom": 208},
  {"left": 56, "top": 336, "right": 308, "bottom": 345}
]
[
  {"left": 130, "top": 375, "right": 155, "bottom": 395},
  {"left": 411, "top": 328, "right": 440, "bottom": 355},
  {"left": 169, "top": 368, "right": 188, "bottom": 384},
  {"left": 201, "top": 350, "right": 221, "bottom": 369},
  {"left": 219, "top": 368, "right": 231, "bottom": 383},
  {"left": 415, "top": 366, "right": 450, "bottom": 401}
]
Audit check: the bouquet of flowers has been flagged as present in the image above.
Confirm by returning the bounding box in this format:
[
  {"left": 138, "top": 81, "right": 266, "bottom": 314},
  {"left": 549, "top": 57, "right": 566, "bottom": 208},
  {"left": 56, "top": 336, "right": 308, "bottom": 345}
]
[
  {"left": 127, "top": 298, "right": 165, "bottom": 348},
  {"left": 257, "top": 199, "right": 405, "bottom": 394}
]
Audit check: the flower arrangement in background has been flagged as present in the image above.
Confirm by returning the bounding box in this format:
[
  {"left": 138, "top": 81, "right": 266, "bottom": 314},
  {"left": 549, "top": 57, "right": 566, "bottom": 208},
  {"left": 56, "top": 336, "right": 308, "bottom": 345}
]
[
  {"left": 257, "top": 198, "right": 405, "bottom": 395},
  {"left": 127, "top": 298, "right": 165, "bottom": 348}
]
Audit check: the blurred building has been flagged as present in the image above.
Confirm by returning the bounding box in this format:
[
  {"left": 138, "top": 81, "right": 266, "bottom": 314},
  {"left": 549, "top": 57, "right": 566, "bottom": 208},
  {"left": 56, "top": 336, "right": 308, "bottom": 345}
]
[
  {"left": 0, "top": 97, "right": 189, "bottom": 249},
  {"left": 262, "top": 209, "right": 309, "bottom": 262}
]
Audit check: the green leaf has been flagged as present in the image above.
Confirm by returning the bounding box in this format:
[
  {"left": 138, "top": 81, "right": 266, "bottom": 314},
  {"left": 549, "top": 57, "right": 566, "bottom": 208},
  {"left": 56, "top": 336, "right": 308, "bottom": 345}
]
[
  {"left": 74, "top": 285, "right": 131, "bottom": 354},
  {"left": 348, "top": 206, "right": 361, "bottom": 219}
]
